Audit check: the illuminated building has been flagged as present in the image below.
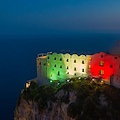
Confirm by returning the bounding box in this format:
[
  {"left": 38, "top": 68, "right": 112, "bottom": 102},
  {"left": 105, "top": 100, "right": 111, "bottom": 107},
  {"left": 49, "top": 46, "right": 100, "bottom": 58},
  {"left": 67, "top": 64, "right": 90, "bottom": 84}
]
[{"left": 27, "top": 52, "right": 120, "bottom": 89}]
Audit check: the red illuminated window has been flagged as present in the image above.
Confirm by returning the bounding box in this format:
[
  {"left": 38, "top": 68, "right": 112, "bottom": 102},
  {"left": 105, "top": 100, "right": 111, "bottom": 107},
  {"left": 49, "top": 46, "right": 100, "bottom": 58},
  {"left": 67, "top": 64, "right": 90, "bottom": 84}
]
[
  {"left": 100, "top": 61, "right": 104, "bottom": 66},
  {"left": 110, "top": 65, "right": 113, "bottom": 68},
  {"left": 101, "top": 55, "right": 103, "bottom": 58},
  {"left": 100, "top": 70, "right": 104, "bottom": 75}
]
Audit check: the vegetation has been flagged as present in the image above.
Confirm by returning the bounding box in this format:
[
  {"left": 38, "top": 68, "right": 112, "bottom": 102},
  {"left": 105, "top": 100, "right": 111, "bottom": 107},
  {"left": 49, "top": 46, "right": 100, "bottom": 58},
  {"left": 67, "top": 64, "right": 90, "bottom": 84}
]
[{"left": 16, "top": 78, "right": 120, "bottom": 119}]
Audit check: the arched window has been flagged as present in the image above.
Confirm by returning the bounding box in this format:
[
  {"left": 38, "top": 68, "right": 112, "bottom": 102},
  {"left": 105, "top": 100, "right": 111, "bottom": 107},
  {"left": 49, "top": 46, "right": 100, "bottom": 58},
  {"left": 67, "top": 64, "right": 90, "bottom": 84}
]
[
  {"left": 82, "top": 61, "right": 84, "bottom": 64},
  {"left": 100, "top": 61, "right": 104, "bottom": 66},
  {"left": 58, "top": 71, "right": 60, "bottom": 76},
  {"left": 67, "top": 59, "right": 69, "bottom": 62},
  {"left": 54, "top": 57, "right": 56, "bottom": 60},
  {"left": 60, "top": 65, "right": 62, "bottom": 68},
  {"left": 60, "top": 58, "right": 62, "bottom": 61},
  {"left": 100, "top": 70, "right": 104, "bottom": 75},
  {"left": 74, "top": 60, "right": 76, "bottom": 63},
  {"left": 74, "top": 67, "right": 76, "bottom": 71},
  {"left": 47, "top": 63, "right": 50, "bottom": 66},
  {"left": 67, "top": 66, "right": 69, "bottom": 69},
  {"left": 88, "top": 65, "right": 91, "bottom": 69}
]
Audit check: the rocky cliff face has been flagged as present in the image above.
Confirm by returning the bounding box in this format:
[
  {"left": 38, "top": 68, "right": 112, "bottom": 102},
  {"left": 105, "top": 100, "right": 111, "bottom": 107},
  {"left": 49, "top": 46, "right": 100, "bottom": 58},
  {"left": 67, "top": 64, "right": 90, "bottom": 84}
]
[
  {"left": 14, "top": 81, "right": 120, "bottom": 120},
  {"left": 14, "top": 90, "right": 76, "bottom": 120}
]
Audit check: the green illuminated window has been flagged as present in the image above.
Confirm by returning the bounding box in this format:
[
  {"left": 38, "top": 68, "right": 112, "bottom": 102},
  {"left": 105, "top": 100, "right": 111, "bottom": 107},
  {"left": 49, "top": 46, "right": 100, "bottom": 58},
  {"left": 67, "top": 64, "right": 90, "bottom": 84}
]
[
  {"left": 58, "top": 71, "right": 60, "bottom": 76},
  {"left": 47, "top": 56, "right": 49, "bottom": 59},
  {"left": 54, "top": 57, "right": 56, "bottom": 60},
  {"left": 60, "top": 65, "right": 62, "bottom": 68},
  {"left": 54, "top": 64, "right": 56, "bottom": 67},
  {"left": 60, "top": 58, "right": 62, "bottom": 61}
]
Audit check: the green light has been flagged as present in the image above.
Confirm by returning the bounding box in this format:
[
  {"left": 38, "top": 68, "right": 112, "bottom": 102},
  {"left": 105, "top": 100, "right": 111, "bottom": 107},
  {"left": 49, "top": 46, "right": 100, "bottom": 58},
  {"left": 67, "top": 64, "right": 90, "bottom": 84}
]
[
  {"left": 58, "top": 83, "right": 60, "bottom": 85},
  {"left": 50, "top": 80, "right": 53, "bottom": 83}
]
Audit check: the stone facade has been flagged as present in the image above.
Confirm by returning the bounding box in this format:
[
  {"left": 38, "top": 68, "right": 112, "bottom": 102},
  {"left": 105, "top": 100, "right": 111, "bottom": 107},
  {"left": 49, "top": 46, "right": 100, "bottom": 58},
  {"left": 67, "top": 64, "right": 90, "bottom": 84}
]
[{"left": 28, "top": 52, "right": 120, "bottom": 89}]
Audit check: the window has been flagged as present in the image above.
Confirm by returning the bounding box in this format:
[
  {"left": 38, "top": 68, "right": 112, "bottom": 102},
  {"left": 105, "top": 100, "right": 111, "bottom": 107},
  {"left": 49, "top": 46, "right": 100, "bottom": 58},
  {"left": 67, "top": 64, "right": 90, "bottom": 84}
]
[
  {"left": 67, "top": 66, "right": 69, "bottom": 69},
  {"left": 82, "top": 69, "right": 84, "bottom": 72},
  {"left": 100, "top": 61, "right": 104, "bottom": 66},
  {"left": 54, "top": 64, "right": 56, "bottom": 67},
  {"left": 110, "top": 65, "right": 113, "bottom": 68},
  {"left": 39, "top": 62, "right": 41, "bottom": 65},
  {"left": 67, "top": 72, "right": 69, "bottom": 74},
  {"left": 58, "top": 71, "right": 60, "bottom": 76},
  {"left": 88, "top": 57, "right": 91, "bottom": 61},
  {"left": 47, "top": 63, "right": 50, "bottom": 66},
  {"left": 100, "top": 70, "right": 104, "bottom": 75},
  {"left": 60, "top": 58, "right": 62, "bottom": 61},
  {"left": 74, "top": 73, "right": 76, "bottom": 76},
  {"left": 82, "top": 61, "right": 84, "bottom": 64},
  {"left": 74, "top": 60, "right": 76, "bottom": 63},
  {"left": 88, "top": 65, "right": 91, "bottom": 69},
  {"left": 60, "top": 65, "right": 62, "bottom": 68},
  {"left": 115, "top": 57, "right": 117, "bottom": 59},
  {"left": 67, "top": 59, "right": 69, "bottom": 62},
  {"left": 54, "top": 57, "right": 56, "bottom": 60},
  {"left": 47, "top": 56, "right": 49, "bottom": 59},
  {"left": 74, "top": 67, "right": 76, "bottom": 71},
  {"left": 51, "top": 74, "right": 52, "bottom": 77},
  {"left": 44, "top": 63, "right": 46, "bottom": 66},
  {"left": 101, "top": 55, "right": 103, "bottom": 58}
]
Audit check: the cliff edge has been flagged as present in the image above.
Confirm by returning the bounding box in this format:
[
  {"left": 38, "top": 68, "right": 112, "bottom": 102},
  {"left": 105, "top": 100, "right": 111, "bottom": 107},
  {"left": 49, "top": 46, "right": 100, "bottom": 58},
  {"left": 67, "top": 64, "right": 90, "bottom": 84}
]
[{"left": 14, "top": 79, "right": 120, "bottom": 120}]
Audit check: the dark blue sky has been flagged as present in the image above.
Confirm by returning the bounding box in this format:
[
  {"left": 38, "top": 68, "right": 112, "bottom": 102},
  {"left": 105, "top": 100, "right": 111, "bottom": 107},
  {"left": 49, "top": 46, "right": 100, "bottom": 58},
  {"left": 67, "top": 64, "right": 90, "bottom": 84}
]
[{"left": 0, "top": 0, "right": 120, "bottom": 37}]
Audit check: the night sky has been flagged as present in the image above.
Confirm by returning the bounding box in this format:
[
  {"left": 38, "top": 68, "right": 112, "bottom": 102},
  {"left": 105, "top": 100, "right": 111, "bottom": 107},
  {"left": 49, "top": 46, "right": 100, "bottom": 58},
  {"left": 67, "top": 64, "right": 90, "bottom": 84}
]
[{"left": 0, "top": 0, "right": 120, "bottom": 119}]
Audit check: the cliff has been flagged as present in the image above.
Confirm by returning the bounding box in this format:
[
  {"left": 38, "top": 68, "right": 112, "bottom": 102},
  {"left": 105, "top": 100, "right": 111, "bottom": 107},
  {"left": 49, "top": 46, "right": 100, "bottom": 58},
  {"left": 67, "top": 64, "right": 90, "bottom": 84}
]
[{"left": 14, "top": 80, "right": 120, "bottom": 120}]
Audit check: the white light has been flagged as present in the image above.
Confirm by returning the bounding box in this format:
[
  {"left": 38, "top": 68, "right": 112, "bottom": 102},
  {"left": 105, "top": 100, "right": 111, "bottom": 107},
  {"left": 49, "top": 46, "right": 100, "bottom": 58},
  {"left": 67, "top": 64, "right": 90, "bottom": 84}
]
[
  {"left": 101, "top": 80, "right": 103, "bottom": 83},
  {"left": 67, "top": 79, "right": 70, "bottom": 82},
  {"left": 92, "top": 79, "right": 95, "bottom": 81}
]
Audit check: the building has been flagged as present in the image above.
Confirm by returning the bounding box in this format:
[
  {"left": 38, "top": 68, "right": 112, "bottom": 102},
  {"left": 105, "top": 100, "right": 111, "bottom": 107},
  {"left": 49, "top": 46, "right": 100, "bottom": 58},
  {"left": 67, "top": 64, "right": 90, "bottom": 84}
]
[{"left": 26, "top": 52, "right": 120, "bottom": 89}]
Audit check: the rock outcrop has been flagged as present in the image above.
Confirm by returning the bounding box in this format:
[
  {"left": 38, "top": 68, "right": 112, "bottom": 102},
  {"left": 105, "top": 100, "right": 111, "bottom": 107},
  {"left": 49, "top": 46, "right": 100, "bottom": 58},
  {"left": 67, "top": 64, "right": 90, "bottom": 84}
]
[{"left": 14, "top": 90, "right": 76, "bottom": 120}]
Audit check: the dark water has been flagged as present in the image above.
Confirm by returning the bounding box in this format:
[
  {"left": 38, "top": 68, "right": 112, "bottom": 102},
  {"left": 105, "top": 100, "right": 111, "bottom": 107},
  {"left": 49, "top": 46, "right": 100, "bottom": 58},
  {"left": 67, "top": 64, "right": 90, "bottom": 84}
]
[{"left": 0, "top": 33, "right": 120, "bottom": 120}]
